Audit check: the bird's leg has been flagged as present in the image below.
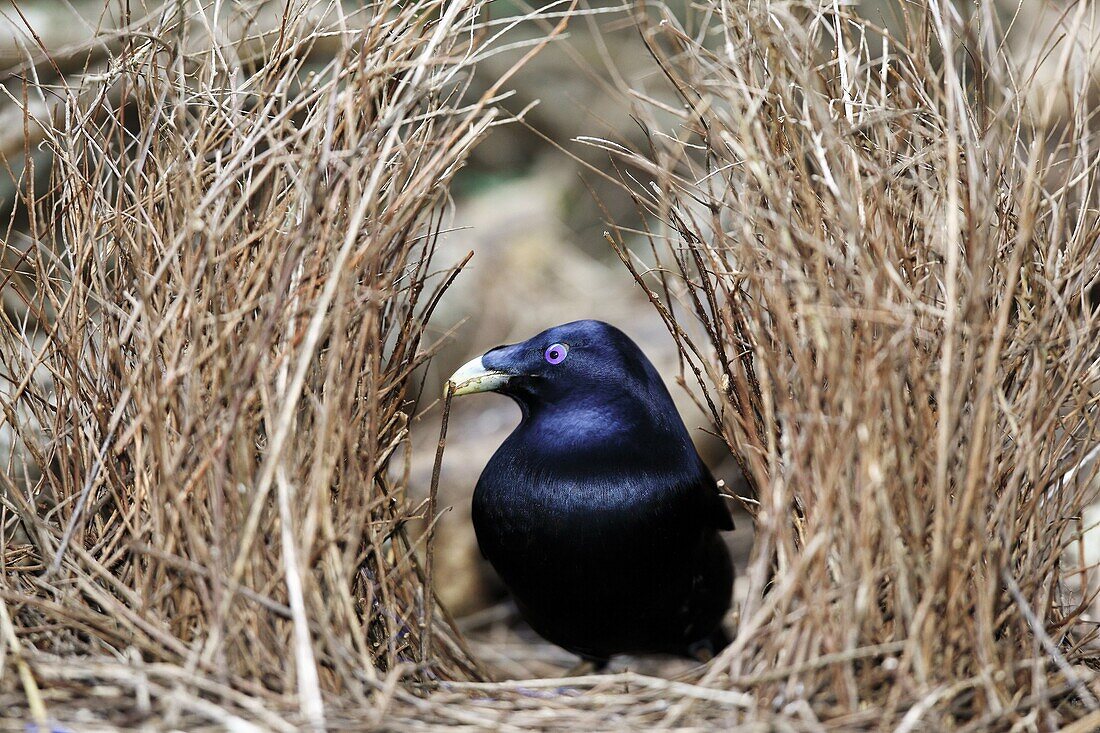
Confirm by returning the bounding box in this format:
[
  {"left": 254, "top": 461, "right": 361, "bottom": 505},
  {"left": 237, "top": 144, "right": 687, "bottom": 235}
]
[
  {"left": 563, "top": 656, "right": 608, "bottom": 677},
  {"left": 686, "top": 626, "right": 731, "bottom": 664}
]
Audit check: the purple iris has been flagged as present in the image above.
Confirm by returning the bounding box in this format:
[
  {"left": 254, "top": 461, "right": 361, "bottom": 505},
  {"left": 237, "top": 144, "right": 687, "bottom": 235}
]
[{"left": 544, "top": 343, "right": 569, "bottom": 364}]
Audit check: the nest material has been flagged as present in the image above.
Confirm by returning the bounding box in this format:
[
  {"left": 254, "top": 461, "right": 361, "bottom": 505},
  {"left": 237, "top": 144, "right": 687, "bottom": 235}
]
[{"left": 0, "top": 0, "right": 1098, "bottom": 730}]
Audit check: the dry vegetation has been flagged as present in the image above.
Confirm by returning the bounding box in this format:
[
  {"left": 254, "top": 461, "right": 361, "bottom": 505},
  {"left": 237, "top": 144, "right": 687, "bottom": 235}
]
[
  {"left": 591, "top": 0, "right": 1100, "bottom": 728},
  {"left": 0, "top": 0, "right": 1098, "bottom": 730},
  {"left": 0, "top": 0, "right": 545, "bottom": 728}
]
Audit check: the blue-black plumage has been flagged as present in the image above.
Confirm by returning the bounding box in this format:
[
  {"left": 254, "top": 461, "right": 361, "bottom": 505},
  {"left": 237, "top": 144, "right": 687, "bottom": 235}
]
[{"left": 448, "top": 320, "right": 733, "bottom": 666}]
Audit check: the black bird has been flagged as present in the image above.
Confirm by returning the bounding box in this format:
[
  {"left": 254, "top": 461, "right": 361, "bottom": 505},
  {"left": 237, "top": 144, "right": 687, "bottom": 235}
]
[{"left": 448, "top": 320, "right": 733, "bottom": 669}]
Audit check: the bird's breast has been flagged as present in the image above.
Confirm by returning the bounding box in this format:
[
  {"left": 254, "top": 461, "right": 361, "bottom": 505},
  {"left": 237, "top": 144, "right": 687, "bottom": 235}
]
[
  {"left": 470, "top": 434, "right": 727, "bottom": 657},
  {"left": 471, "top": 434, "right": 704, "bottom": 579}
]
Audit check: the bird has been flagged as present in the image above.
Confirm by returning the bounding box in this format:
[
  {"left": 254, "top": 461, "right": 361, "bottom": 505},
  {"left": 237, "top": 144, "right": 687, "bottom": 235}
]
[{"left": 447, "top": 319, "right": 734, "bottom": 670}]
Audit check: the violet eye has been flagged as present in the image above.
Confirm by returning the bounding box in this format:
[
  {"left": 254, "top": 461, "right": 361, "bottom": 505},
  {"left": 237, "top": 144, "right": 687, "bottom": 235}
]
[{"left": 544, "top": 343, "right": 569, "bottom": 365}]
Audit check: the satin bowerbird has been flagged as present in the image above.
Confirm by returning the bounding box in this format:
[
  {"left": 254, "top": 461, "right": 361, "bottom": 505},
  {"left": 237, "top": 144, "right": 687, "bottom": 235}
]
[{"left": 448, "top": 320, "right": 733, "bottom": 670}]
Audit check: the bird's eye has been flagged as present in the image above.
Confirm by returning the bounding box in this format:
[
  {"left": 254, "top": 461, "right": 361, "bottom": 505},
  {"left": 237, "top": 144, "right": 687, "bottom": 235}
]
[{"left": 544, "top": 343, "right": 569, "bottom": 365}]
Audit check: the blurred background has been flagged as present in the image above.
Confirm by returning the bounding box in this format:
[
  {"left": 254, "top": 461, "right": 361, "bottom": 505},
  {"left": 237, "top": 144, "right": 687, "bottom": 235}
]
[{"left": 2, "top": 0, "right": 1096, "bottom": 677}]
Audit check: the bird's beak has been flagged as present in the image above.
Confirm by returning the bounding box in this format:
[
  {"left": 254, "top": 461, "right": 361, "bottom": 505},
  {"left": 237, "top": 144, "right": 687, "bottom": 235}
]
[{"left": 446, "top": 355, "right": 511, "bottom": 397}]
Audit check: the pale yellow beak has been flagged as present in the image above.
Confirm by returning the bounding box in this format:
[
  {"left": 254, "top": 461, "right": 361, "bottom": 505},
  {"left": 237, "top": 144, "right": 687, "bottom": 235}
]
[{"left": 446, "top": 355, "right": 511, "bottom": 396}]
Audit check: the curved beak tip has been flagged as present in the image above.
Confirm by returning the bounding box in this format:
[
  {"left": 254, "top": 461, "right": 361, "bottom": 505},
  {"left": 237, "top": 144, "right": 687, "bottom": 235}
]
[{"left": 446, "top": 355, "right": 511, "bottom": 397}]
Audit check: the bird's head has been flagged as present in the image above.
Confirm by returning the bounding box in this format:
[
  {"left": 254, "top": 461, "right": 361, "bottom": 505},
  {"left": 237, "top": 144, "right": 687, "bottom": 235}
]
[{"left": 446, "top": 320, "right": 670, "bottom": 419}]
